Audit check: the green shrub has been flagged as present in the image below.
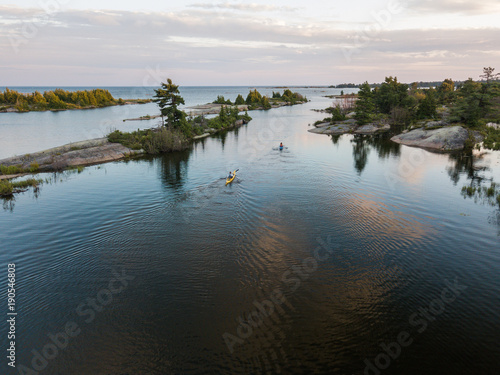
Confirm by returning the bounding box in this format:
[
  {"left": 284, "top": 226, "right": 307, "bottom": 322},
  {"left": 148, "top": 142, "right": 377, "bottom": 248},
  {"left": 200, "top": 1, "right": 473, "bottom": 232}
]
[
  {"left": 234, "top": 94, "right": 245, "bottom": 105},
  {"left": 483, "top": 127, "right": 500, "bottom": 150},
  {"left": 143, "top": 127, "right": 188, "bottom": 154},
  {"left": 246, "top": 89, "right": 263, "bottom": 105},
  {"left": 0, "top": 178, "right": 41, "bottom": 196},
  {"left": 0, "top": 181, "right": 13, "bottom": 195},
  {"left": 261, "top": 96, "right": 272, "bottom": 110},
  {"left": 109, "top": 127, "right": 189, "bottom": 154},
  {"left": 328, "top": 104, "right": 346, "bottom": 121},
  {"left": 29, "top": 162, "right": 39, "bottom": 173},
  {"left": 0, "top": 165, "right": 24, "bottom": 175},
  {"left": 213, "top": 96, "right": 232, "bottom": 105},
  {"left": 12, "top": 178, "right": 41, "bottom": 189}
]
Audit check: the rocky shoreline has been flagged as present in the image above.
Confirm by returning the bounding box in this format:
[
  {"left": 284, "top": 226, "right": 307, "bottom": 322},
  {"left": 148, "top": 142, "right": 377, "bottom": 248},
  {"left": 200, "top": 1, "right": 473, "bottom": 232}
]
[
  {"left": 309, "top": 118, "right": 494, "bottom": 152},
  {"left": 0, "top": 138, "right": 140, "bottom": 180},
  {"left": 0, "top": 117, "right": 251, "bottom": 181},
  {"left": 391, "top": 126, "right": 484, "bottom": 151}
]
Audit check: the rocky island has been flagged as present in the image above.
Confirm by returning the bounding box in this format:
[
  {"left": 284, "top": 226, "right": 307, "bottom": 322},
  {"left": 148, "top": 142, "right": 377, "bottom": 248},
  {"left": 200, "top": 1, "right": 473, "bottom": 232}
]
[{"left": 310, "top": 71, "right": 500, "bottom": 152}]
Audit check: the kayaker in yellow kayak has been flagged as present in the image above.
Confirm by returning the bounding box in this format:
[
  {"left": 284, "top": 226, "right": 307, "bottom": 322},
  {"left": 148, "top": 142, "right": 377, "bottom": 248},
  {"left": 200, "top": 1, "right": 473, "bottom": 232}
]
[{"left": 226, "top": 169, "right": 238, "bottom": 185}]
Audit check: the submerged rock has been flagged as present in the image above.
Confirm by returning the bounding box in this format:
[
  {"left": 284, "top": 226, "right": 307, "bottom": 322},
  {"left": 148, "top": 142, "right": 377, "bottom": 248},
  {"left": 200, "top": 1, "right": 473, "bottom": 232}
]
[{"left": 391, "top": 126, "right": 484, "bottom": 151}]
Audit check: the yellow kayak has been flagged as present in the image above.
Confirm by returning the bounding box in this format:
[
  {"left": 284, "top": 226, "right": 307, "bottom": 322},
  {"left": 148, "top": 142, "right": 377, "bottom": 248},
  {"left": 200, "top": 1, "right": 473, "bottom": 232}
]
[{"left": 226, "top": 170, "right": 237, "bottom": 185}]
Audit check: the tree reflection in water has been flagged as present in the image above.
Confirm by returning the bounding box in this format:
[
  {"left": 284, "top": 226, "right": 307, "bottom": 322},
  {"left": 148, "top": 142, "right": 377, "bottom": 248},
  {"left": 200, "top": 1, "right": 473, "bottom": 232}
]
[
  {"left": 447, "top": 149, "right": 500, "bottom": 230},
  {"left": 158, "top": 149, "right": 192, "bottom": 190},
  {"left": 349, "top": 133, "right": 401, "bottom": 175}
]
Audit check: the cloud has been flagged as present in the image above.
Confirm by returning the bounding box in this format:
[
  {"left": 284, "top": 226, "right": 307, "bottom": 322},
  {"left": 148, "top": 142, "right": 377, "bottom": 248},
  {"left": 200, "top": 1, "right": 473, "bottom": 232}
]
[
  {"left": 188, "top": 2, "right": 298, "bottom": 13},
  {"left": 0, "top": 5, "right": 499, "bottom": 85},
  {"left": 406, "top": 0, "right": 500, "bottom": 15}
]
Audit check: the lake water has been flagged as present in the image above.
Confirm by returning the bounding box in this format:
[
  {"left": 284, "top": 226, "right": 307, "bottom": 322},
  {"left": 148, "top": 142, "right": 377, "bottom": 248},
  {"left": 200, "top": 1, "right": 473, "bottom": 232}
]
[
  {"left": 1, "top": 87, "right": 499, "bottom": 374},
  {"left": 0, "top": 86, "right": 300, "bottom": 158}
]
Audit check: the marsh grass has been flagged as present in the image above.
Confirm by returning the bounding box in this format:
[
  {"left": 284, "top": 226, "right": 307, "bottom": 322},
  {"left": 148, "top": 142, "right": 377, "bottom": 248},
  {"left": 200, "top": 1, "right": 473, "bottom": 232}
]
[
  {"left": 0, "top": 178, "right": 43, "bottom": 196},
  {"left": 461, "top": 182, "right": 500, "bottom": 207}
]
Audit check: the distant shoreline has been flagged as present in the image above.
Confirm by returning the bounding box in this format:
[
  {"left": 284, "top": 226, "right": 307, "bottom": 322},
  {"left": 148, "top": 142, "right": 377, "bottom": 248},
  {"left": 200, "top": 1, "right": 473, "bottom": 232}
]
[
  {"left": 0, "top": 99, "right": 151, "bottom": 113},
  {"left": 0, "top": 87, "right": 151, "bottom": 113}
]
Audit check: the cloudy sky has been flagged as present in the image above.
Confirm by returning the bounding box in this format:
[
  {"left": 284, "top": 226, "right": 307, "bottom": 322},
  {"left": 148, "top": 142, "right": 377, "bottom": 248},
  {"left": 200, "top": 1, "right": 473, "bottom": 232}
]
[{"left": 1, "top": 0, "right": 499, "bottom": 86}]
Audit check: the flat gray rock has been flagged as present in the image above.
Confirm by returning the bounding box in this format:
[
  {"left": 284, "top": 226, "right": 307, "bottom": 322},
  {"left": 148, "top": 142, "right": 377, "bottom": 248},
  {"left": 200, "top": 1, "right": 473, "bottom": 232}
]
[
  {"left": 309, "top": 120, "right": 389, "bottom": 135},
  {"left": 391, "top": 126, "right": 483, "bottom": 151},
  {"left": 354, "top": 123, "right": 390, "bottom": 134},
  {"left": 0, "top": 138, "right": 140, "bottom": 174},
  {"left": 308, "top": 123, "right": 356, "bottom": 134}
]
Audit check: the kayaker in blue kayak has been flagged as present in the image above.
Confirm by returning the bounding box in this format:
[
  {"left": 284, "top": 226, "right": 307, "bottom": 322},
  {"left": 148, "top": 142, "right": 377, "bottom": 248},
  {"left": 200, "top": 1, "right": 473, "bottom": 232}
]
[{"left": 279, "top": 142, "right": 283, "bottom": 150}]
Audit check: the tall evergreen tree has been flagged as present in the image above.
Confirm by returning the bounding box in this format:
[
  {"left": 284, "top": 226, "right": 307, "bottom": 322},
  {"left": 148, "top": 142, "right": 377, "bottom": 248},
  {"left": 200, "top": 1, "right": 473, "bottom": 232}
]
[
  {"left": 452, "top": 78, "right": 483, "bottom": 127},
  {"left": 234, "top": 94, "right": 245, "bottom": 105},
  {"left": 480, "top": 67, "right": 500, "bottom": 85},
  {"left": 374, "top": 76, "right": 409, "bottom": 114},
  {"left": 354, "top": 82, "right": 375, "bottom": 125},
  {"left": 245, "top": 89, "right": 262, "bottom": 105},
  {"left": 416, "top": 89, "right": 438, "bottom": 119},
  {"left": 437, "top": 78, "right": 455, "bottom": 104},
  {"left": 153, "top": 79, "right": 186, "bottom": 127}
]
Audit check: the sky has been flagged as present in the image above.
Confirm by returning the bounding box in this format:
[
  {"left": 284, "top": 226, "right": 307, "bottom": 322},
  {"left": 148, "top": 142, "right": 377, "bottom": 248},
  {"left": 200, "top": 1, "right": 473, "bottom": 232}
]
[{"left": 1, "top": 0, "right": 499, "bottom": 86}]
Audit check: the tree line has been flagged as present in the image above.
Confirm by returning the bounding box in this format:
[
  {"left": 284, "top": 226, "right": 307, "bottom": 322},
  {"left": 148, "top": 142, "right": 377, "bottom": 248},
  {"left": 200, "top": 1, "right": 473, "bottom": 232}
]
[
  {"left": 354, "top": 67, "right": 500, "bottom": 130},
  {"left": 0, "top": 88, "right": 119, "bottom": 111},
  {"left": 331, "top": 80, "right": 469, "bottom": 89},
  {"left": 213, "top": 88, "right": 306, "bottom": 109}
]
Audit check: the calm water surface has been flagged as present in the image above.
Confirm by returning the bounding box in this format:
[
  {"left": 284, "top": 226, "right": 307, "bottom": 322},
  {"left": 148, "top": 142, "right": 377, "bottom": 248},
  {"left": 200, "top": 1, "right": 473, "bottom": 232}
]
[
  {"left": 1, "top": 88, "right": 499, "bottom": 374},
  {"left": 0, "top": 86, "right": 305, "bottom": 158}
]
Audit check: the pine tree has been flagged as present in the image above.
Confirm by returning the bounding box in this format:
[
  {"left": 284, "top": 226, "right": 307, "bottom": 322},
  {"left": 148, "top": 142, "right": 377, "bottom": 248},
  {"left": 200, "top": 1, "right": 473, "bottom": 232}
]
[
  {"left": 480, "top": 67, "right": 500, "bottom": 84},
  {"left": 374, "top": 76, "right": 409, "bottom": 114},
  {"left": 354, "top": 82, "right": 375, "bottom": 125},
  {"left": 416, "top": 89, "right": 437, "bottom": 119},
  {"left": 452, "top": 78, "right": 482, "bottom": 127},
  {"left": 234, "top": 94, "right": 245, "bottom": 105},
  {"left": 245, "top": 89, "right": 262, "bottom": 105},
  {"left": 153, "top": 79, "right": 186, "bottom": 127},
  {"left": 261, "top": 96, "right": 271, "bottom": 110}
]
